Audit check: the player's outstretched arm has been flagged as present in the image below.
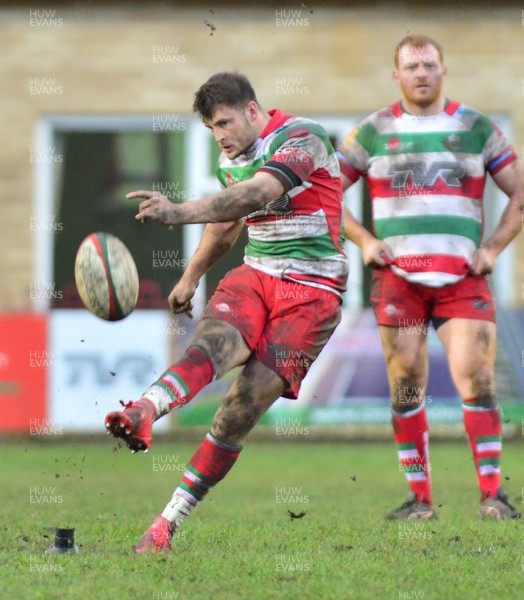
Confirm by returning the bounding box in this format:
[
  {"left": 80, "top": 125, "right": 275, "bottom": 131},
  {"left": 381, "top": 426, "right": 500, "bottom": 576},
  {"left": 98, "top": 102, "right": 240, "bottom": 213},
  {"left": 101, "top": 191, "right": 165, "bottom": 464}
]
[
  {"left": 128, "top": 172, "right": 285, "bottom": 225},
  {"left": 473, "top": 160, "right": 524, "bottom": 275},
  {"left": 168, "top": 219, "right": 244, "bottom": 316}
]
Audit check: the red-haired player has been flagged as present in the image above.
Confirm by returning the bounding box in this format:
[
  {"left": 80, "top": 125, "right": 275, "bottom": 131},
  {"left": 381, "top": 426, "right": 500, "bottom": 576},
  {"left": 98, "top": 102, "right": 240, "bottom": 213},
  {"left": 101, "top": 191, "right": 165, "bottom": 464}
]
[{"left": 338, "top": 35, "right": 523, "bottom": 520}]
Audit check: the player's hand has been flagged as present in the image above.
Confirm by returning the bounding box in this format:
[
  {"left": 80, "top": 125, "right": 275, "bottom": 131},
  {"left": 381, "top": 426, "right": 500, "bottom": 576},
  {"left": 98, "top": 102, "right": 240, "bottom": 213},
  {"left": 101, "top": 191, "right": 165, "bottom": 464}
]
[
  {"left": 361, "top": 238, "right": 393, "bottom": 267},
  {"left": 168, "top": 278, "right": 197, "bottom": 318},
  {"left": 127, "top": 190, "right": 177, "bottom": 225},
  {"left": 471, "top": 247, "right": 496, "bottom": 275}
]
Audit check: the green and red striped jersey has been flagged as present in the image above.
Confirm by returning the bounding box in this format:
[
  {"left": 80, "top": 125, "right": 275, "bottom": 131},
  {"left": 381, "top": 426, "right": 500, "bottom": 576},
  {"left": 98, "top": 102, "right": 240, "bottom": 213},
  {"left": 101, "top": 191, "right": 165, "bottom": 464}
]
[
  {"left": 217, "top": 109, "right": 348, "bottom": 296},
  {"left": 337, "top": 99, "right": 518, "bottom": 287}
]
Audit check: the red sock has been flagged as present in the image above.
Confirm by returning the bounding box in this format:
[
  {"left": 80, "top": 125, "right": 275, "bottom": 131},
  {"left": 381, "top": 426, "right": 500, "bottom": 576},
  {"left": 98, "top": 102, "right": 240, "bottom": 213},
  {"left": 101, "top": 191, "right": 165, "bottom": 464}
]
[
  {"left": 392, "top": 405, "right": 432, "bottom": 505},
  {"left": 176, "top": 433, "right": 242, "bottom": 504},
  {"left": 155, "top": 346, "right": 215, "bottom": 409},
  {"left": 463, "top": 398, "right": 501, "bottom": 501}
]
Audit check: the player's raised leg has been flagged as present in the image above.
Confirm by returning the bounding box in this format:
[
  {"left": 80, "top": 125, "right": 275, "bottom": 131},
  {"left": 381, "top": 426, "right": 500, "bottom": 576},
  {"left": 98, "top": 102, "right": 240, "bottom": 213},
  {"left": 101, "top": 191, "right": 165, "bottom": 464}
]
[
  {"left": 437, "top": 317, "right": 521, "bottom": 519},
  {"left": 135, "top": 276, "right": 342, "bottom": 552},
  {"left": 379, "top": 324, "right": 436, "bottom": 520},
  {"left": 104, "top": 318, "right": 251, "bottom": 452},
  {"left": 134, "top": 357, "right": 287, "bottom": 552}
]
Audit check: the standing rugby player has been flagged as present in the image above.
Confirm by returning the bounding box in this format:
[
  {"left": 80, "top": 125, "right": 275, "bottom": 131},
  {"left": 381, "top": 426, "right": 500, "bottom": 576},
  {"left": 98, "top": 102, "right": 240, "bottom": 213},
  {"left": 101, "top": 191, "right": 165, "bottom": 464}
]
[
  {"left": 337, "top": 35, "right": 523, "bottom": 519},
  {"left": 105, "top": 72, "right": 348, "bottom": 551}
]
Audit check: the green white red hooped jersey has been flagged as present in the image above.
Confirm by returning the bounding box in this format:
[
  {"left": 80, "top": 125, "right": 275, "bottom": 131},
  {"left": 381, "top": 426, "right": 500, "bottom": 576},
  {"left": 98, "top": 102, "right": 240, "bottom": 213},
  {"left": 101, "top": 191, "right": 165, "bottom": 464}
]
[
  {"left": 217, "top": 108, "right": 348, "bottom": 297},
  {"left": 337, "top": 99, "right": 518, "bottom": 287}
]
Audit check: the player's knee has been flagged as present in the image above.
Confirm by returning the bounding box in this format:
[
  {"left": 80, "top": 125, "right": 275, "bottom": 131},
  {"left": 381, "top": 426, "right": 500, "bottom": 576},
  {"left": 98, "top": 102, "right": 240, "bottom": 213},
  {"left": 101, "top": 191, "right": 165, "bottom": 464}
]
[
  {"left": 469, "top": 366, "right": 496, "bottom": 408},
  {"left": 192, "top": 321, "right": 246, "bottom": 378},
  {"left": 391, "top": 375, "right": 425, "bottom": 413},
  {"left": 385, "top": 351, "right": 424, "bottom": 381}
]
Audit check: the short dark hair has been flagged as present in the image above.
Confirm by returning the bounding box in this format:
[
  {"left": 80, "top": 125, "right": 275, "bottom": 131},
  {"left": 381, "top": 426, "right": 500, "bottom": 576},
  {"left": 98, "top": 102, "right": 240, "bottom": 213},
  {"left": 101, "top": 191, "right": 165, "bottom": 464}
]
[
  {"left": 394, "top": 35, "right": 444, "bottom": 67},
  {"left": 193, "top": 72, "right": 260, "bottom": 120}
]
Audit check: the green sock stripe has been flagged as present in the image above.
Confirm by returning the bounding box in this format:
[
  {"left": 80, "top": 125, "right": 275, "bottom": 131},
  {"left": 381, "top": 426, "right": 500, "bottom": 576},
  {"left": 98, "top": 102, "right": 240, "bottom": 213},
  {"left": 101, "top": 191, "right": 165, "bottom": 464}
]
[
  {"left": 156, "top": 381, "right": 179, "bottom": 401},
  {"left": 397, "top": 442, "right": 417, "bottom": 451},
  {"left": 163, "top": 370, "right": 190, "bottom": 395},
  {"left": 479, "top": 457, "right": 500, "bottom": 467},
  {"left": 463, "top": 398, "right": 498, "bottom": 408},
  {"left": 402, "top": 464, "right": 424, "bottom": 472},
  {"left": 186, "top": 464, "right": 216, "bottom": 488},
  {"left": 178, "top": 481, "right": 206, "bottom": 502},
  {"left": 477, "top": 435, "right": 502, "bottom": 444}
]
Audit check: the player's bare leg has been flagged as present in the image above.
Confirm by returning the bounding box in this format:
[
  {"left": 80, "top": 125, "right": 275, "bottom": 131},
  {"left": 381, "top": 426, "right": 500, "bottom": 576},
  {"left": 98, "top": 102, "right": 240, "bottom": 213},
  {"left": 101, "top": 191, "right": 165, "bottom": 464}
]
[
  {"left": 208, "top": 357, "right": 287, "bottom": 443},
  {"left": 436, "top": 317, "right": 496, "bottom": 408},
  {"left": 135, "top": 357, "right": 287, "bottom": 552},
  {"left": 437, "top": 318, "right": 520, "bottom": 518},
  {"left": 379, "top": 324, "right": 429, "bottom": 414},
  {"left": 105, "top": 319, "right": 251, "bottom": 452},
  {"left": 378, "top": 325, "right": 436, "bottom": 519}
]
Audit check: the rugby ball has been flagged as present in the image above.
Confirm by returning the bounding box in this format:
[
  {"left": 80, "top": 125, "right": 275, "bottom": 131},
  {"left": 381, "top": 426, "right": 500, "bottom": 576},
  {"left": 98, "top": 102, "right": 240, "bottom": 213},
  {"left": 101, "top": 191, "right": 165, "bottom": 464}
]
[{"left": 74, "top": 232, "right": 139, "bottom": 321}]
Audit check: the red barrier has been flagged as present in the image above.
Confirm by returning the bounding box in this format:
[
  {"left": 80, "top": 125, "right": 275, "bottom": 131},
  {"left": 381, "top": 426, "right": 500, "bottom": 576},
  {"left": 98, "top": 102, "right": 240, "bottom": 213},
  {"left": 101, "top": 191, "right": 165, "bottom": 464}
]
[{"left": 0, "top": 314, "right": 47, "bottom": 432}]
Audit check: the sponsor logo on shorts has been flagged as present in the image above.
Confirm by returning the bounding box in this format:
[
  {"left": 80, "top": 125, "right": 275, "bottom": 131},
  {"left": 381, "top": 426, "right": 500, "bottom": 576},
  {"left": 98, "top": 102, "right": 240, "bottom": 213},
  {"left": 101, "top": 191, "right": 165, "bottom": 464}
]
[
  {"left": 473, "top": 301, "right": 491, "bottom": 310},
  {"left": 385, "top": 304, "right": 405, "bottom": 317},
  {"left": 216, "top": 303, "right": 230, "bottom": 313}
]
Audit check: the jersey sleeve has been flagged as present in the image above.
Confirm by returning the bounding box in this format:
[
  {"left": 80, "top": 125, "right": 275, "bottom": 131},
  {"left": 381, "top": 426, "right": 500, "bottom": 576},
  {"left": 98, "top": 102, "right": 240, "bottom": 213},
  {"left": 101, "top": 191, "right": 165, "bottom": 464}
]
[
  {"left": 336, "top": 121, "right": 373, "bottom": 183},
  {"left": 215, "top": 162, "right": 228, "bottom": 188},
  {"left": 256, "top": 123, "right": 335, "bottom": 192},
  {"left": 480, "top": 116, "right": 518, "bottom": 176}
]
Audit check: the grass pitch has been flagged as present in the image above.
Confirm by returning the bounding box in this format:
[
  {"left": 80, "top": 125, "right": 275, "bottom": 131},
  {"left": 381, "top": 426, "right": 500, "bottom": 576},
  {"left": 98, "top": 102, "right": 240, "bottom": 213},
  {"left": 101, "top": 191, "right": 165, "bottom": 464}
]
[{"left": 1, "top": 438, "right": 523, "bottom": 600}]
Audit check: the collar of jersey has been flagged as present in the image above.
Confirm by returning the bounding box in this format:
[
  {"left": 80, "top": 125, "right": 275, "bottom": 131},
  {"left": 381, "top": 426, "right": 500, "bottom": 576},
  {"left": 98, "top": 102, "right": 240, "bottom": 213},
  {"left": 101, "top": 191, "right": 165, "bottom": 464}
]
[
  {"left": 394, "top": 98, "right": 460, "bottom": 117},
  {"left": 259, "top": 108, "right": 293, "bottom": 138}
]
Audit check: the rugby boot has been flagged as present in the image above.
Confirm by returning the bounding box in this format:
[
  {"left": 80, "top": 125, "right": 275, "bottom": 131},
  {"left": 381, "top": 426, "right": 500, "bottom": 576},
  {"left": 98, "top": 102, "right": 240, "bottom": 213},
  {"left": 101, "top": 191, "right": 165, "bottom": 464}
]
[
  {"left": 134, "top": 515, "right": 177, "bottom": 553},
  {"left": 105, "top": 398, "right": 156, "bottom": 452},
  {"left": 479, "top": 488, "right": 521, "bottom": 520},
  {"left": 385, "top": 492, "right": 437, "bottom": 520}
]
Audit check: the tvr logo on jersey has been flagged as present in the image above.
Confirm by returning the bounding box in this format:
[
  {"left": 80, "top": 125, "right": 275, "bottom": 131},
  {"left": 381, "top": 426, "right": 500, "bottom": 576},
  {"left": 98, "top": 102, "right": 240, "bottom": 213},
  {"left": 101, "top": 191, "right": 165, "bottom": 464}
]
[{"left": 388, "top": 161, "right": 466, "bottom": 189}]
